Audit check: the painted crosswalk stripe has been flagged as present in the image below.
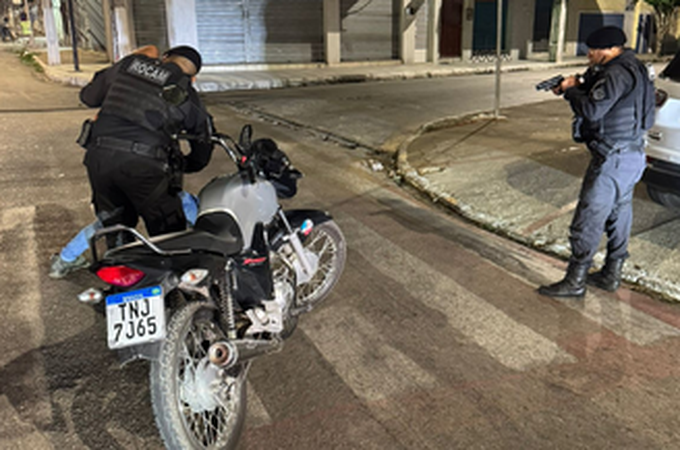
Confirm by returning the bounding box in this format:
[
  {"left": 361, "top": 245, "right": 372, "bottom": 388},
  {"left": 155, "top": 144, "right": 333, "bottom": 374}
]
[
  {"left": 302, "top": 305, "right": 438, "bottom": 402},
  {"left": 337, "top": 214, "right": 576, "bottom": 371},
  {"left": 245, "top": 381, "right": 272, "bottom": 427},
  {"left": 301, "top": 306, "right": 441, "bottom": 449},
  {"left": 0, "top": 206, "right": 44, "bottom": 367},
  {"left": 535, "top": 264, "right": 680, "bottom": 346},
  {"left": 577, "top": 292, "right": 680, "bottom": 345}
]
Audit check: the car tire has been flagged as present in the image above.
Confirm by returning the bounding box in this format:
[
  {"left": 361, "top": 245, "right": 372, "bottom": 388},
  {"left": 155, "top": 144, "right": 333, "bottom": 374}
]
[{"left": 647, "top": 185, "right": 680, "bottom": 208}]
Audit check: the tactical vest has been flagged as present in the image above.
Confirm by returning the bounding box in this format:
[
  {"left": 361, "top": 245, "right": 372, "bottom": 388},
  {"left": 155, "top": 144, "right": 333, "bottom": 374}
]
[
  {"left": 595, "top": 54, "right": 645, "bottom": 148},
  {"left": 100, "top": 55, "right": 187, "bottom": 136}
]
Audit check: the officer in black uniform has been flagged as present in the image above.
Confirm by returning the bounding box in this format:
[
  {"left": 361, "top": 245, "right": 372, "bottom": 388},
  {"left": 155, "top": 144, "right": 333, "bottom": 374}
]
[
  {"left": 79, "top": 46, "right": 213, "bottom": 239},
  {"left": 538, "top": 26, "right": 650, "bottom": 298}
]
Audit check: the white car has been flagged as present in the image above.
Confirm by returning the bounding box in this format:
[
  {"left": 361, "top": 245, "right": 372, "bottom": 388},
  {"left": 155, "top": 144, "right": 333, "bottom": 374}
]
[{"left": 644, "top": 55, "right": 680, "bottom": 207}]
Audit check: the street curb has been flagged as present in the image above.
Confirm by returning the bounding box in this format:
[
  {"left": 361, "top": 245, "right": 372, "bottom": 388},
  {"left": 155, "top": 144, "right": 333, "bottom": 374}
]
[
  {"left": 195, "top": 61, "right": 592, "bottom": 92},
  {"left": 396, "top": 113, "right": 680, "bottom": 303},
  {"left": 23, "top": 46, "right": 594, "bottom": 92},
  {"left": 395, "top": 111, "right": 542, "bottom": 247},
  {"left": 31, "top": 53, "right": 90, "bottom": 87}
]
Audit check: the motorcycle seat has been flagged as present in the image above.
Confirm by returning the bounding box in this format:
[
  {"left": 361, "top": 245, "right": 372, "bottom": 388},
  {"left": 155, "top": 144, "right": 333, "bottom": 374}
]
[
  {"left": 152, "top": 229, "right": 242, "bottom": 256},
  {"left": 103, "top": 211, "right": 244, "bottom": 258}
]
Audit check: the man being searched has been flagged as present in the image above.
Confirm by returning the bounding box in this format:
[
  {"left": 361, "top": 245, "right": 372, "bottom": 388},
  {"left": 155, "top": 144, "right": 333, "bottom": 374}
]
[
  {"left": 538, "top": 26, "right": 654, "bottom": 298},
  {"left": 49, "top": 191, "right": 199, "bottom": 278},
  {"left": 76, "top": 45, "right": 214, "bottom": 253}
]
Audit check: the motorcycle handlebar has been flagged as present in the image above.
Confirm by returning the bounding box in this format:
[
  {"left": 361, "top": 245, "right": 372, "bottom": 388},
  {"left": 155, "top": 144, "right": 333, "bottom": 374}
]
[
  {"left": 173, "top": 132, "right": 244, "bottom": 164},
  {"left": 173, "top": 130, "right": 257, "bottom": 182}
]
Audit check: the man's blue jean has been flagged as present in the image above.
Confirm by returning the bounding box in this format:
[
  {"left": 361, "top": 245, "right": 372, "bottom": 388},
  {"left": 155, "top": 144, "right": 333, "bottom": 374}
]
[{"left": 60, "top": 191, "right": 199, "bottom": 262}]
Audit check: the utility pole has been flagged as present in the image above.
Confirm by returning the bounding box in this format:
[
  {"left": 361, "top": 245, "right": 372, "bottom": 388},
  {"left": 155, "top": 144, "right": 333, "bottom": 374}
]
[
  {"left": 494, "top": 0, "right": 503, "bottom": 118},
  {"left": 42, "top": 0, "right": 60, "bottom": 65},
  {"left": 549, "top": 0, "right": 567, "bottom": 62},
  {"left": 66, "top": 0, "right": 78, "bottom": 70}
]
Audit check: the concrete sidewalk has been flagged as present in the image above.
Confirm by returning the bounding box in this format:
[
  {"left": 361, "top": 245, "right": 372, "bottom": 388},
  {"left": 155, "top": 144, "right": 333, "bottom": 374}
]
[
  {"left": 398, "top": 103, "right": 680, "bottom": 302},
  {"left": 19, "top": 43, "right": 592, "bottom": 91}
]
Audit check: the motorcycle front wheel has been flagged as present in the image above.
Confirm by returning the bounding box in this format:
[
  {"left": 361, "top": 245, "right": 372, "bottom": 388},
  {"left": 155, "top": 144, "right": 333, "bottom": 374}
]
[
  {"left": 150, "top": 301, "right": 247, "bottom": 450},
  {"left": 296, "top": 220, "right": 347, "bottom": 308}
]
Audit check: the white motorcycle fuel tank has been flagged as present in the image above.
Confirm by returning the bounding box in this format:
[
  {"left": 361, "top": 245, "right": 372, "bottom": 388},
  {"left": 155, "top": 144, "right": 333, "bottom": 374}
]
[{"left": 197, "top": 172, "right": 279, "bottom": 251}]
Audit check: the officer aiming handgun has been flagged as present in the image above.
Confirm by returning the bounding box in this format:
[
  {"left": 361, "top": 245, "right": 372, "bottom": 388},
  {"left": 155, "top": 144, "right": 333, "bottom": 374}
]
[
  {"left": 535, "top": 74, "right": 586, "bottom": 95},
  {"left": 535, "top": 26, "right": 655, "bottom": 299}
]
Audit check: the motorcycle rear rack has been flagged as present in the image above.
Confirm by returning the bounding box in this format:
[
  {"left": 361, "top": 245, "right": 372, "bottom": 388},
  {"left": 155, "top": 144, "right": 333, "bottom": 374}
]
[{"left": 90, "top": 224, "right": 191, "bottom": 263}]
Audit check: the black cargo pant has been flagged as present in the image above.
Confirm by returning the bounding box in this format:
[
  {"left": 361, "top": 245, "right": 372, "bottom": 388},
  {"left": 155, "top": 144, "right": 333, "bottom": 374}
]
[
  {"left": 84, "top": 145, "right": 186, "bottom": 238},
  {"left": 569, "top": 145, "right": 646, "bottom": 267}
]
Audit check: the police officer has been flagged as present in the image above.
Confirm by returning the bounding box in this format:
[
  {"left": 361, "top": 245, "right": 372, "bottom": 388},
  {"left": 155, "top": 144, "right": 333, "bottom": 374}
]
[
  {"left": 538, "top": 26, "right": 651, "bottom": 298},
  {"left": 79, "top": 45, "right": 213, "bottom": 240}
]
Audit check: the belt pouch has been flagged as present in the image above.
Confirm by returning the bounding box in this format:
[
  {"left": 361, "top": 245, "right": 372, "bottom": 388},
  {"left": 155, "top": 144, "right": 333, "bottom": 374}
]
[{"left": 76, "top": 119, "right": 93, "bottom": 148}]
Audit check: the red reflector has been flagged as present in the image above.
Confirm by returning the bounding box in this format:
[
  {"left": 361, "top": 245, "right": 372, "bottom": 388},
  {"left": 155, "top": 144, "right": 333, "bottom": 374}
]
[
  {"left": 244, "top": 257, "right": 267, "bottom": 265},
  {"left": 96, "top": 266, "right": 145, "bottom": 287}
]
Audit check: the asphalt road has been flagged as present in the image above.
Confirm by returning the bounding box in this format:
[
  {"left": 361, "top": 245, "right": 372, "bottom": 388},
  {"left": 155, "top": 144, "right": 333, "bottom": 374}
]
[
  {"left": 3, "top": 51, "right": 680, "bottom": 449},
  {"left": 203, "top": 67, "right": 591, "bottom": 152}
]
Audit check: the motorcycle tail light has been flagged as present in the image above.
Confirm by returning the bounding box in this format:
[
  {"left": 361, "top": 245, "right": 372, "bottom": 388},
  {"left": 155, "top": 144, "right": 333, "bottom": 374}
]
[
  {"left": 655, "top": 89, "right": 668, "bottom": 108},
  {"left": 96, "top": 265, "right": 145, "bottom": 287}
]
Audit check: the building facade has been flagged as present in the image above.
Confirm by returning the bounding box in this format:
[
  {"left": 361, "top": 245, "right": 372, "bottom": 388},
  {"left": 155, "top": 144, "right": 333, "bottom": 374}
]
[{"left": 106, "top": 0, "right": 658, "bottom": 66}]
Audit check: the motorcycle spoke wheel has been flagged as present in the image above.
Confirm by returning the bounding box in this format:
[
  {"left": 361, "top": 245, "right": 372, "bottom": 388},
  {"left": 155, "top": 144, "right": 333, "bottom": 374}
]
[
  {"left": 151, "top": 302, "right": 247, "bottom": 450},
  {"left": 296, "top": 220, "right": 346, "bottom": 308}
]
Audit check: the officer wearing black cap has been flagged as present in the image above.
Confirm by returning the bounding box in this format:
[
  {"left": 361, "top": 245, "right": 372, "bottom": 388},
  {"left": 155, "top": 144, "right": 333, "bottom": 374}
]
[
  {"left": 78, "top": 45, "right": 214, "bottom": 239},
  {"left": 538, "top": 26, "right": 653, "bottom": 298}
]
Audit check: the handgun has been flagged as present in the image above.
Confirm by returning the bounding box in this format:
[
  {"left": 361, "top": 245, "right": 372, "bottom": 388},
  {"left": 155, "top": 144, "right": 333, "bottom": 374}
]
[{"left": 535, "top": 75, "right": 564, "bottom": 91}]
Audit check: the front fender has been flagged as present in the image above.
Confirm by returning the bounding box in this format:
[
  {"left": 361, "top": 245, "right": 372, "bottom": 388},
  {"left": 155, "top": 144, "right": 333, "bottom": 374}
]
[{"left": 269, "top": 209, "right": 334, "bottom": 251}]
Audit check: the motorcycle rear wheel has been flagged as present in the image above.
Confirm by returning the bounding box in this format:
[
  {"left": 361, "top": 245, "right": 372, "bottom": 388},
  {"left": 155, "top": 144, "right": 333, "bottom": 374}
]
[
  {"left": 296, "top": 220, "right": 347, "bottom": 308},
  {"left": 150, "top": 301, "right": 247, "bottom": 450}
]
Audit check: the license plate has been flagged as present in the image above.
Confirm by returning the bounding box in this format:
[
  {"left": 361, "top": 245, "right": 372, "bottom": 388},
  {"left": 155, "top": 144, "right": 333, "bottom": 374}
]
[{"left": 106, "top": 286, "right": 166, "bottom": 350}]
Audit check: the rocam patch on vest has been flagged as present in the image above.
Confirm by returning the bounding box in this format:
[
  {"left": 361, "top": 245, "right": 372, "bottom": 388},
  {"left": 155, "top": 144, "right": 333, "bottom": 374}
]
[{"left": 127, "top": 58, "right": 171, "bottom": 86}]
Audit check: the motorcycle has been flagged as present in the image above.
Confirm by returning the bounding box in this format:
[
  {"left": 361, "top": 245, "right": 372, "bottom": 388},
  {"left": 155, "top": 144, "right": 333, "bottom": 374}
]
[{"left": 77, "top": 125, "right": 347, "bottom": 449}]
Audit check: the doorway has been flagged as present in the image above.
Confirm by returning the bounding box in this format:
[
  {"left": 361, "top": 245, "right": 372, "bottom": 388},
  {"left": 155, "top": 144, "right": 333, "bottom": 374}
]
[
  {"left": 577, "top": 13, "right": 624, "bottom": 56},
  {"left": 440, "top": 0, "right": 463, "bottom": 58}
]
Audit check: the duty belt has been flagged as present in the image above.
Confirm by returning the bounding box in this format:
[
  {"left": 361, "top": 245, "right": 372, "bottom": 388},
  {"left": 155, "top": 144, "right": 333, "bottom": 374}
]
[{"left": 95, "top": 136, "right": 167, "bottom": 160}]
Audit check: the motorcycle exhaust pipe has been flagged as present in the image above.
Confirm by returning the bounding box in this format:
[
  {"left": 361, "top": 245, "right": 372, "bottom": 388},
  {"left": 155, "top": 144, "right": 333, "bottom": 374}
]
[{"left": 208, "top": 338, "right": 284, "bottom": 369}]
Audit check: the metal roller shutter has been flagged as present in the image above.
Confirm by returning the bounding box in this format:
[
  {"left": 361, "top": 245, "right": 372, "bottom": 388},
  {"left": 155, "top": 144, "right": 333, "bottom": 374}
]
[
  {"left": 196, "top": 0, "right": 246, "bottom": 65},
  {"left": 132, "top": 0, "right": 168, "bottom": 51},
  {"left": 84, "top": 0, "right": 107, "bottom": 50},
  {"left": 246, "top": 0, "right": 323, "bottom": 63},
  {"left": 195, "top": 0, "right": 323, "bottom": 65},
  {"left": 341, "top": 0, "right": 399, "bottom": 61}
]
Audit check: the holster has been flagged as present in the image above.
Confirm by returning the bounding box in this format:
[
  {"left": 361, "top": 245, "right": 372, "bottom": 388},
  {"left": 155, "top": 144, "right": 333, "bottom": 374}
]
[
  {"left": 76, "top": 119, "right": 94, "bottom": 148},
  {"left": 167, "top": 144, "right": 184, "bottom": 195},
  {"left": 587, "top": 138, "right": 617, "bottom": 159},
  {"left": 571, "top": 116, "right": 585, "bottom": 143}
]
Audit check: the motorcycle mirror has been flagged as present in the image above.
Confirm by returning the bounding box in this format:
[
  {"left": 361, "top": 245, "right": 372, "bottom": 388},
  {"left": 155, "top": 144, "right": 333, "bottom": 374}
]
[{"left": 239, "top": 125, "right": 253, "bottom": 152}]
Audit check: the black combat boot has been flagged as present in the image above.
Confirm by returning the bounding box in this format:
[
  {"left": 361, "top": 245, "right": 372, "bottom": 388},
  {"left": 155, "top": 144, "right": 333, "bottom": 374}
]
[
  {"left": 538, "top": 263, "right": 588, "bottom": 298},
  {"left": 587, "top": 258, "right": 624, "bottom": 292}
]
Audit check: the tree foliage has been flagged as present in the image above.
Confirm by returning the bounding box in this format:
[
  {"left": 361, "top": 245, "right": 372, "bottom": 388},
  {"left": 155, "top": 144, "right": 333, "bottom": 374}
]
[{"left": 644, "top": 0, "right": 680, "bottom": 54}]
